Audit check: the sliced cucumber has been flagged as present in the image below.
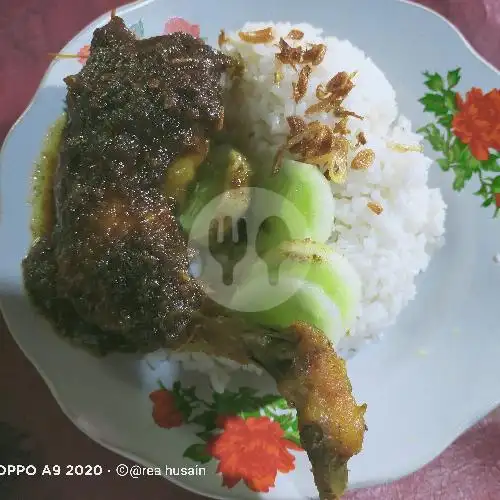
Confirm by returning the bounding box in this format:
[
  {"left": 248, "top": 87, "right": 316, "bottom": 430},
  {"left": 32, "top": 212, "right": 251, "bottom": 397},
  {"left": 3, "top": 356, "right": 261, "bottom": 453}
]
[
  {"left": 263, "top": 239, "right": 361, "bottom": 329},
  {"left": 230, "top": 276, "right": 344, "bottom": 345},
  {"left": 180, "top": 145, "right": 253, "bottom": 241},
  {"left": 256, "top": 159, "right": 335, "bottom": 253}
]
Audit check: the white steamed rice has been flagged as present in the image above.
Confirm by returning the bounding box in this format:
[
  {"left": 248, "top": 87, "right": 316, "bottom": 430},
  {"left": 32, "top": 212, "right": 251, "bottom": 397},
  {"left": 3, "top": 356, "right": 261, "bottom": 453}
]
[{"left": 164, "top": 21, "right": 446, "bottom": 390}]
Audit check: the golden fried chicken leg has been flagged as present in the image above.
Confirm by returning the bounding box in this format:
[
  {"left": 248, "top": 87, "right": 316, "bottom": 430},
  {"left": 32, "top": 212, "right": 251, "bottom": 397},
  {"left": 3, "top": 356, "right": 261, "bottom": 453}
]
[{"left": 177, "top": 304, "right": 366, "bottom": 499}]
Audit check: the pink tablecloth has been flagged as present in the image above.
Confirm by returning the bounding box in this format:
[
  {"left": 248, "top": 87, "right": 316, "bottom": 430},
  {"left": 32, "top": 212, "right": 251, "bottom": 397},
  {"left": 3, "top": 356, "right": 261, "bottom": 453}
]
[{"left": 0, "top": 1, "right": 499, "bottom": 499}]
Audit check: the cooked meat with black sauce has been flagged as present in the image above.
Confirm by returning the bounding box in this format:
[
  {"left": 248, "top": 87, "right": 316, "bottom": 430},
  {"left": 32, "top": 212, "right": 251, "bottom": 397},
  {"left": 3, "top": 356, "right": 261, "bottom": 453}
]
[
  {"left": 24, "top": 16, "right": 232, "bottom": 352},
  {"left": 22, "top": 16, "right": 366, "bottom": 500}
]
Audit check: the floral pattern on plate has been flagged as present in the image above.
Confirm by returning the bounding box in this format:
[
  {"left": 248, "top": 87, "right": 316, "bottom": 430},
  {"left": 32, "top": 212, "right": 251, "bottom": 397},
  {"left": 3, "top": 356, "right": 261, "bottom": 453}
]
[
  {"left": 418, "top": 69, "right": 500, "bottom": 214},
  {"left": 149, "top": 382, "right": 303, "bottom": 493}
]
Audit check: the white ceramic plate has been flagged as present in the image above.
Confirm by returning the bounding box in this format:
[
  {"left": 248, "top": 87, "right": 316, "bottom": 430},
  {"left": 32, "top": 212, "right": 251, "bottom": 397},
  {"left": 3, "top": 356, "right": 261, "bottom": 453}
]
[{"left": 1, "top": 0, "right": 499, "bottom": 498}]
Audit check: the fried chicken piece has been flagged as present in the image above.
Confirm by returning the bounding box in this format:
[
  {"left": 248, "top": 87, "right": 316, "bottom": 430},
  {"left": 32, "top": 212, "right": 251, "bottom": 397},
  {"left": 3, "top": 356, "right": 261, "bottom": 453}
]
[
  {"left": 276, "top": 322, "right": 366, "bottom": 499},
  {"left": 176, "top": 304, "right": 366, "bottom": 499}
]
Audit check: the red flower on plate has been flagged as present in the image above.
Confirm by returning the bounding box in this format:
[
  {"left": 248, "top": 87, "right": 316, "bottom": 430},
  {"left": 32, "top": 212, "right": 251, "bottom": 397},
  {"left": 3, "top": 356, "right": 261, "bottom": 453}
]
[
  {"left": 207, "top": 416, "right": 302, "bottom": 492},
  {"left": 164, "top": 17, "right": 200, "bottom": 37},
  {"left": 77, "top": 45, "right": 91, "bottom": 64},
  {"left": 149, "top": 389, "right": 184, "bottom": 429},
  {"left": 452, "top": 88, "right": 500, "bottom": 161}
]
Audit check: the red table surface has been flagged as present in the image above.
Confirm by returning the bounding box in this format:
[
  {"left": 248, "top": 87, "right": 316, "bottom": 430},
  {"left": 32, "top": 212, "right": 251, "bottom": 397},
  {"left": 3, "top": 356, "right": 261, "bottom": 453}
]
[{"left": 0, "top": 1, "right": 499, "bottom": 499}]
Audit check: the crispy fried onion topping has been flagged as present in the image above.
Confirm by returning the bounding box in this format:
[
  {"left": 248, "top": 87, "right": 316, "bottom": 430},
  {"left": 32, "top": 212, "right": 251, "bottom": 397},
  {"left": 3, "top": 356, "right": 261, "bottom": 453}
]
[
  {"left": 272, "top": 68, "right": 368, "bottom": 183},
  {"left": 238, "top": 27, "right": 274, "bottom": 44},
  {"left": 276, "top": 38, "right": 304, "bottom": 67},
  {"left": 293, "top": 65, "right": 312, "bottom": 103},
  {"left": 351, "top": 149, "right": 375, "bottom": 170},
  {"left": 287, "top": 29, "right": 304, "bottom": 40},
  {"left": 274, "top": 119, "right": 350, "bottom": 183},
  {"left": 306, "top": 71, "right": 362, "bottom": 119},
  {"left": 275, "top": 38, "right": 327, "bottom": 68},
  {"left": 218, "top": 29, "right": 229, "bottom": 48}
]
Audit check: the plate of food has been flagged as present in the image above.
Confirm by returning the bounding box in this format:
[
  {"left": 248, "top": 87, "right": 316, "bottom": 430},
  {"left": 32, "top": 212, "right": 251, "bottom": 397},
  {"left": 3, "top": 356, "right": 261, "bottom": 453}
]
[{"left": 0, "top": 0, "right": 499, "bottom": 498}]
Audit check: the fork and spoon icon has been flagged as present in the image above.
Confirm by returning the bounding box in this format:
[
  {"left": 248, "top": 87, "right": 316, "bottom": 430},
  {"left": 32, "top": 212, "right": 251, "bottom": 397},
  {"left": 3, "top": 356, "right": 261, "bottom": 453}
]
[
  {"left": 187, "top": 187, "right": 310, "bottom": 313},
  {"left": 207, "top": 215, "right": 287, "bottom": 286}
]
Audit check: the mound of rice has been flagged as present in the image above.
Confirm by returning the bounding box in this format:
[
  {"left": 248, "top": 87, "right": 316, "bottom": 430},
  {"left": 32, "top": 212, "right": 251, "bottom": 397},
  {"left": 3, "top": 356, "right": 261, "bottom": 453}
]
[{"left": 166, "top": 21, "right": 446, "bottom": 389}]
